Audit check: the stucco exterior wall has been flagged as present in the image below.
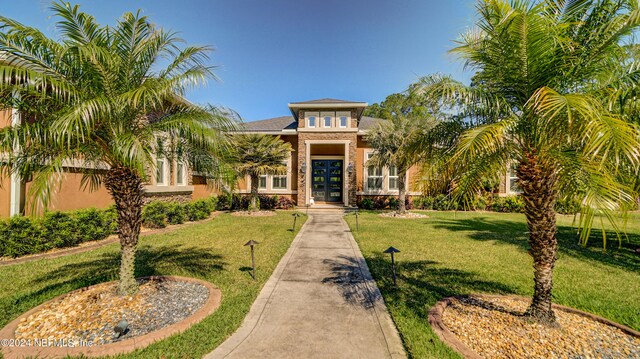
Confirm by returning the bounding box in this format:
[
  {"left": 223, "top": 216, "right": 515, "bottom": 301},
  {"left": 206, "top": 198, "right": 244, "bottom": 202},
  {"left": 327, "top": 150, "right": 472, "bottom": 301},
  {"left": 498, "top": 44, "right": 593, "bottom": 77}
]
[
  {"left": 24, "top": 171, "right": 114, "bottom": 215},
  {"left": 0, "top": 175, "right": 11, "bottom": 218},
  {"left": 0, "top": 110, "right": 11, "bottom": 128}
]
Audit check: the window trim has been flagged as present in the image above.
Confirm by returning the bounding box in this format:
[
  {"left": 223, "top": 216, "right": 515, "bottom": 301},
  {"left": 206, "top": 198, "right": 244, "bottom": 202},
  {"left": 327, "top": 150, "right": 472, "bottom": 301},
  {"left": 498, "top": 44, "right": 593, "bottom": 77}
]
[
  {"left": 365, "top": 152, "right": 383, "bottom": 192},
  {"left": 155, "top": 157, "right": 169, "bottom": 186},
  {"left": 337, "top": 111, "right": 350, "bottom": 128},
  {"left": 306, "top": 111, "right": 319, "bottom": 128},
  {"left": 363, "top": 150, "right": 407, "bottom": 194},
  {"left": 175, "top": 161, "right": 187, "bottom": 186},
  {"left": 248, "top": 153, "right": 292, "bottom": 193},
  {"left": 388, "top": 165, "right": 399, "bottom": 190}
]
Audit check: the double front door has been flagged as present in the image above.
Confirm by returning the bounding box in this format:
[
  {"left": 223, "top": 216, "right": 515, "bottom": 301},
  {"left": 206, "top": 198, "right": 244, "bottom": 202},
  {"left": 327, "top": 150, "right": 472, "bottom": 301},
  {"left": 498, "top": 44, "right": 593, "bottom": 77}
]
[{"left": 311, "top": 160, "right": 343, "bottom": 203}]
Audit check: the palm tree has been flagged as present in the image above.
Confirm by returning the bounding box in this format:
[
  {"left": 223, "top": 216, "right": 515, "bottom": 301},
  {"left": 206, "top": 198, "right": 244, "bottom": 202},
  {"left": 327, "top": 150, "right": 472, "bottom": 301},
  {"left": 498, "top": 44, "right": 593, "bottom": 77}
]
[
  {"left": 0, "top": 2, "right": 235, "bottom": 295},
  {"left": 231, "top": 134, "right": 292, "bottom": 211},
  {"left": 365, "top": 93, "right": 436, "bottom": 213},
  {"left": 414, "top": 0, "right": 640, "bottom": 325}
]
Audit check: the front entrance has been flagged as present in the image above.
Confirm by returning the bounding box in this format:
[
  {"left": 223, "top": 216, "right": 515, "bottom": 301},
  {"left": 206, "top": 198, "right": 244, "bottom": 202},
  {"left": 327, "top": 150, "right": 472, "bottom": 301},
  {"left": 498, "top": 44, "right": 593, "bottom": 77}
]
[{"left": 311, "top": 160, "right": 343, "bottom": 203}]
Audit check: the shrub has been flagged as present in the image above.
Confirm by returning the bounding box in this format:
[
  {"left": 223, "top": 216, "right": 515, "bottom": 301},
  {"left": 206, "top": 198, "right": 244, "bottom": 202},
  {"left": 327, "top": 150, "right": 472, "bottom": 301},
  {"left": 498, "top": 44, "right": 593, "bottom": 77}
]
[
  {"left": 433, "top": 194, "right": 450, "bottom": 211},
  {"left": 75, "top": 208, "right": 114, "bottom": 242},
  {"left": 258, "top": 195, "right": 276, "bottom": 210},
  {"left": 187, "top": 199, "right": 212, "bottom": 221},
  {"left": 0, "top": 216, "right": 45, "bottom": 257},
  {"left": 359, "top": 197, "right": 374, "bottom": 210},
  {"left": 472, "top": 194, "right": 490, "bottom": 211},
  {"left": 142, "top": 201, "right": 168, "bottom": 228},
  {"left": 42, "top": 211, "right": 80, "bottom": 247},
  {"left": 166, "top": 202, "right": 187, "bottom": 225},
  {"left": 207, "top": 196, "right": 218, "bottom": 212},
  {"left": 387, "top": 197, "right": 399, "bottom": 210},
  {"left": 103, "top": 206, "right": 119, "bottom": 234},
  {"left": 275, "top": 196, "right": 295, "bottom": 209},
  {"left": 503, "top": 195, "right": 525, "bottom": 213}
]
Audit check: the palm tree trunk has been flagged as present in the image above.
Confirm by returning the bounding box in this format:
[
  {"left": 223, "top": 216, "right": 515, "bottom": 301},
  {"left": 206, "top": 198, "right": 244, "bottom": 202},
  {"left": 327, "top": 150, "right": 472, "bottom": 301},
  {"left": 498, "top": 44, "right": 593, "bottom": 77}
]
[
  {"left": 398, "top": 171, "right": 407, "bottom": 214},
  {"left": 104, "top": 167, "right": 144, "bottom": 296},
  {"left": 517, "top": 151, "right": 559, "bottom": 325},
  {"left": 250, "top": 174, "right": 259, "bottom": 212}
]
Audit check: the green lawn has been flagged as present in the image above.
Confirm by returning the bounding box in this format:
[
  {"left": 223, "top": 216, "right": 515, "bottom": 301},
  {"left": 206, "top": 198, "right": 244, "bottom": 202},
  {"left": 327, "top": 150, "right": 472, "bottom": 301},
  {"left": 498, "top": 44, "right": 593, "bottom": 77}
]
[
  {"left": 345, "top": 211, "right": 640, "bottom": 359},
  {"left": 0, "top": 211, "right": 306, "bottom": 358}
]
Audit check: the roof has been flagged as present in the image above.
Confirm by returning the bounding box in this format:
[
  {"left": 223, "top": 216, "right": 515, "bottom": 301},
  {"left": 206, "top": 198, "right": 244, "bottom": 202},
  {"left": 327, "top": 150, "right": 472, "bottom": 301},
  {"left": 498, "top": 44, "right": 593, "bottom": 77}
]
[
  {"left": 358, "top": 116, "right": 384, "bottom": 131},
  {"left": 243, "top": 116, "right": 296, "bottom": 132},
  {"left": 241, "top": 115, "right": 385, "bottom": 133},
  {"left": 289, "top": 98, "right": 365, "bottom": 105}
]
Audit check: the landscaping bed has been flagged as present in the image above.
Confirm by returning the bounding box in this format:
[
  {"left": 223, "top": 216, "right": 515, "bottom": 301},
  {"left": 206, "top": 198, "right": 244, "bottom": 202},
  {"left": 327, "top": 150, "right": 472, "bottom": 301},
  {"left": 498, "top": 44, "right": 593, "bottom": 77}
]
[
  {"left": 14, "top": 277, "right": 210, "bottom": 345},
  {"left": 379, "top": 211, "right": 428, "bottom": 219},
  {"left": 231, "top": 210, "right": 277, "bottom": 217},
  {"left": 432, "top": 295, "right": 640, "bottom": 359}
]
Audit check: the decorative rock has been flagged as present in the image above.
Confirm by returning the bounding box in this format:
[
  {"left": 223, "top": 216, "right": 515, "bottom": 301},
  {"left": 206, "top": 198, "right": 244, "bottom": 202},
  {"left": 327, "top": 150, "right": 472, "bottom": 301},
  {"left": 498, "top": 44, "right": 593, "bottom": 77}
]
[
  {"left": 439, "top": 295, "right": 640, "bottom": 359},
  {"left": 14, "top": 278, "right": 209, "bottom": 346}
]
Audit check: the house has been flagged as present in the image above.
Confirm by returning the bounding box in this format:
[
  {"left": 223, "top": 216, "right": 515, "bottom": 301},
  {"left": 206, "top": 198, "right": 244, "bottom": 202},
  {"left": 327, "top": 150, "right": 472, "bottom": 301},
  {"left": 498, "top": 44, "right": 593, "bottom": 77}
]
[
  {"left": 237, "top": 98, "right": 517, "bottom": 207},
  {"left": 0, "top": 98, "right": 518, "bottom": 217}
]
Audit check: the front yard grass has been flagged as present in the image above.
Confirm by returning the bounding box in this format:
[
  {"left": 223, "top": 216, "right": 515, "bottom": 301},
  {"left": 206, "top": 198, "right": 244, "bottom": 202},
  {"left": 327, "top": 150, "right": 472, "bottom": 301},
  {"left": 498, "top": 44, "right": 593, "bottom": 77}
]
[
  {"left": 345, "top": 211, "right": 640, "bottom": 359},
  {"left": 0, "top": 211, "right": 306, "bottom": 358}
]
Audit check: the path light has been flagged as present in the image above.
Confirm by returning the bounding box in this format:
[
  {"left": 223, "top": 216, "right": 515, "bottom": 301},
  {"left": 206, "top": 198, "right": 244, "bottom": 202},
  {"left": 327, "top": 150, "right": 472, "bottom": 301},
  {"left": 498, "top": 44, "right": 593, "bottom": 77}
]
[
  {"left": 354, "top": 209, "right": 359, "bottom": 234},
  {"left": 383, "top": 246, "right": 401, "bottom": 287},
  {"left": 244, "top": 240, "right": 260, "bottom": 280},
  {"left": 114, "top": 319, "right": 129, "bottom": 338},
  {"left": 292, "top": 212, "right": 301, "bottom": 231}
]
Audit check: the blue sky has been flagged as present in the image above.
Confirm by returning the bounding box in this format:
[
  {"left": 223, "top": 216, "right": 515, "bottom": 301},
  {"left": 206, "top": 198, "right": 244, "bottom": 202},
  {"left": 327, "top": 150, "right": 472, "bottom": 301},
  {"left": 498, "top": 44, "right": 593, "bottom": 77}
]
[{"left": 3, "top": 0, "right": 477, "bottom": 121}]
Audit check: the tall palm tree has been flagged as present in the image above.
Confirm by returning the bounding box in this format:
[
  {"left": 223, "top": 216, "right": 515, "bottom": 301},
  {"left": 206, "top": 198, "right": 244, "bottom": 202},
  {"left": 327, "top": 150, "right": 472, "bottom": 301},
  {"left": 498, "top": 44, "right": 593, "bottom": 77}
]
[
  {"left": 365, "top": 93, "right": 436, "bottom": 213},
  {"left": 0, "top": 2, "right": 235, "bottom": 295},
  {"left": 414, "top": 0, "right": 640, "bottom": 325},
  {"left": 231, "top": 134, "right": 292, "bottom": 211}
]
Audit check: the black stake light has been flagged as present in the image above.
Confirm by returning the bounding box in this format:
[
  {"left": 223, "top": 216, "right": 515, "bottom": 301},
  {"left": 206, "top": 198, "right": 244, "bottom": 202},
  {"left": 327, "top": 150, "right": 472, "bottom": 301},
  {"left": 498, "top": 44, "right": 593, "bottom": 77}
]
[
  {"left": 292, "top": 213, "right": 301, "bottom": 231},
  {"left": 355, "top": 210, "right": 359, "bottom": 234},
  {"left": 383, "top": 246, "right": 400, "bottom": 286},
  {"left": 244, "top": 240, "right": 260, "bottom": 280}
]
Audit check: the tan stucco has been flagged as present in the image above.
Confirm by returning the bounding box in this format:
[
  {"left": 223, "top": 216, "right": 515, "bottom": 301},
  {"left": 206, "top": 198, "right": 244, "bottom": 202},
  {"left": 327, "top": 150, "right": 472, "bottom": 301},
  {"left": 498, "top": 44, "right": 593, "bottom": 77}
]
[
  {"left": 0, "top": 174, "right": 11, "bottom": 218},
  {"left": 23, "top": 171, "right": 114, "bottom": 215}
]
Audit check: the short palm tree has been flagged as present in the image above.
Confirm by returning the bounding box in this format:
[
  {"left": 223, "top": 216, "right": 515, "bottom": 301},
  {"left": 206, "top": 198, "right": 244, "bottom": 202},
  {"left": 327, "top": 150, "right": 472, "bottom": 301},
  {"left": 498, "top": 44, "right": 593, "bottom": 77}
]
[
  {"left": 0, "top": 2, "right": 235, "bottom": 295},
  {"left": 415, "top": 0, "right": 640, "bottom": 324},
  {"left": 365, "top": 94, "right": 436, "bottom": 213},
  {"left": 231, "top": 134, "right": 292, "bottom": 211}
]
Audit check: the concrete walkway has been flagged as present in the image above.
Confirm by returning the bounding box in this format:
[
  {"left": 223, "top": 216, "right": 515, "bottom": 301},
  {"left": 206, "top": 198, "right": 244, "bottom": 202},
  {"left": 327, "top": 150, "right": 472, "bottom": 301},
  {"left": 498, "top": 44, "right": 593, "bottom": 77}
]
[{"left": 206, "top": 212, "right": 406, "bottom": 359}]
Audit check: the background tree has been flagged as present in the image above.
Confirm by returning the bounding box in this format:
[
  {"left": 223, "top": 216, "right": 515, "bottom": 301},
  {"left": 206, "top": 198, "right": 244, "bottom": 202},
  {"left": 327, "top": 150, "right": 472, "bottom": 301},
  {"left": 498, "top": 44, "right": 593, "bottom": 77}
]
[
  {"left": 230, "top": 134, "right": 291, "bottom": 211},
  {"left": 414, "top": 0, "right": 640, "bottom": 325},
  {"left": 0, "top": 2, "right": 235, "bottom": 295},
  {"left": 365, "top": 93, "right": 436, "bottom": 213}
]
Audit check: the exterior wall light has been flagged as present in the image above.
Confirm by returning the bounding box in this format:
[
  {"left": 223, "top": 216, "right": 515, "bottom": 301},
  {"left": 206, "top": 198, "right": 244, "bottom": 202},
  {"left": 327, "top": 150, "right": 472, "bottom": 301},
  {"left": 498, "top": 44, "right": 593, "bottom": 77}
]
[
  {"left": 300, "top": 162, "right": 307, "bottom": 174},
  {"left": 347, "top": 163, "right": 354, "bottom": 174}
]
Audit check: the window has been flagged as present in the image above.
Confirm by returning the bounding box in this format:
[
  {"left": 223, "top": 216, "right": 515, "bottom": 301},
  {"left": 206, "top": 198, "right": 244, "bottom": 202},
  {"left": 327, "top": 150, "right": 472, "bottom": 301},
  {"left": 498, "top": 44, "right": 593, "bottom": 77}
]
[
  {"left": 320, "top": 112, "right": 334, "bottom": 128},
  {"left": 259, "top": 175, "right": 267, "bottom": 190},
  {"left": 306, "top": 112, "right": 318, "bottom": 128},
  {"left": 509, "top": 164, "right": 521, "bottom": 193},
  {"left": 388, "top": 166, "right": 399, "bottom": 190},
  {"left": 337, "top": 112, "right": 349, "bottom": 128},
  {"left": 272, "top": 176, "right": 287, "bottom": 189},
  {"left": 366, "top": 153, "right": 383, "bottom": 190},
  {"left": 339, "top": 116, "right": 348, "bottom": 128},
  {"left": 176, "top": 162, "right": 185, "bottom": 185},
  {"left": 156, "top": 158, "right": 166, "bottom": 185},
  {"left": 324, "top": 116, "right": 332, "bottom": 128}
]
